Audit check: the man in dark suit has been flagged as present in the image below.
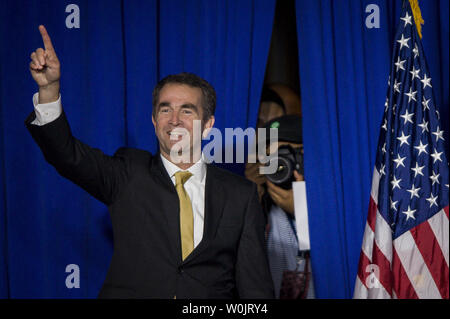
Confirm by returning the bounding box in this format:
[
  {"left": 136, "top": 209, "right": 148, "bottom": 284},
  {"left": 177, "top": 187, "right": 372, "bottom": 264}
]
[{"left": 26, "top": 25, "right": 274, "bottom": 298}]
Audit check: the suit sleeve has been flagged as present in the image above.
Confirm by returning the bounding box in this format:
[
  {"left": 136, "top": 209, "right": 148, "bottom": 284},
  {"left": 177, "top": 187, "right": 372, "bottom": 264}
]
[
  {"left": 25, "top": 110, "right": 129, "bottom": 205},
  {"left": 235, "top": 183, "right": 275, "bottom": 298}
]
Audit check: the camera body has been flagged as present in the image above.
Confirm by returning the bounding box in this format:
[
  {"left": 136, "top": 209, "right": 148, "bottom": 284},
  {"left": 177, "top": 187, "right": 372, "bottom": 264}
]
[{"left": 265, "top": 144, "right": 303, "bottom": 189}]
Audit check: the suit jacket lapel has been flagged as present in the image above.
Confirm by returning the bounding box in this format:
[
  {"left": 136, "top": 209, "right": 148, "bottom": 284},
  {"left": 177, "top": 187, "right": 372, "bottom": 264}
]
[
  {"left": 150, "top": 154, "right": 182, "bottom": 263},
  {"left": 184, "top": 164, "right": 226, "bottom": 263}
]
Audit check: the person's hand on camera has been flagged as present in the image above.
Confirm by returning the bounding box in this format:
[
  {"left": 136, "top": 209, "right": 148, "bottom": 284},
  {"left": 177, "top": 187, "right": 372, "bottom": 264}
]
[
  {"left": 29, "top": 25, "right": 60, "bottom": 104},
  {"left": 266, "top": 170, "right": 303, "bottom": 215},
  {"left": 245, "top": 162, "right": 266, "bottom": 201}
]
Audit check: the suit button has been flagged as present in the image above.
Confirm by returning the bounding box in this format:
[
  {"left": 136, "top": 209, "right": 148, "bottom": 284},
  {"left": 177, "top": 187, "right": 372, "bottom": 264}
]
[{"left": 178, "top": 267, "right": 184, "bottom": 274}]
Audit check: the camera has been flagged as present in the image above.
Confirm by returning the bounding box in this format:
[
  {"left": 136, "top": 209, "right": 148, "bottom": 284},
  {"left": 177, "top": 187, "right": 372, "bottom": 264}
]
[{"left": 265, "top": 144, "right": 303, "bottom": 190}]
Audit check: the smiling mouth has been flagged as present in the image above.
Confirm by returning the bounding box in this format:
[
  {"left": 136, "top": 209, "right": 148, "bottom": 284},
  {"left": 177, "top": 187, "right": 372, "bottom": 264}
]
[{"left": 168, "top": 128, "right": 188, "bottom": 140}]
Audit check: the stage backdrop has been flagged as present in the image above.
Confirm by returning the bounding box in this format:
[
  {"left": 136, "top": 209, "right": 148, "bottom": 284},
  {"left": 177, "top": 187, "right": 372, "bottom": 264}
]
[
  {"left": 296, "top": 0, "right": 449, "bottom": 298},
  {"left": 0, "top": 0, "right": 275, "bottom": 298}
]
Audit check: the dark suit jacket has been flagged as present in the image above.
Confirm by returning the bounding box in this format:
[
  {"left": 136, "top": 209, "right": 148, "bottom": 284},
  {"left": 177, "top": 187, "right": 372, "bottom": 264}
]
[{"left": 25, "top": 111, "right": 274, "bottom": 299}]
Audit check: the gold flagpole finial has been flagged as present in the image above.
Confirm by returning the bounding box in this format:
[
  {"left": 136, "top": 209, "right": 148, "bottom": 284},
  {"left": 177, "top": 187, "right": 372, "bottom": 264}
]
[{"left": 409, "top": 0, "right": 425, "bottom": 38}]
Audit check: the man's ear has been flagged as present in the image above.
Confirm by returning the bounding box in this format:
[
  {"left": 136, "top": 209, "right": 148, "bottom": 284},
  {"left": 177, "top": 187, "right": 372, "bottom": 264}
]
[
  {"left": 202, "top": 116, "right": 215, "bottom": 138},
  {"left": 152, "top": 115, "right": 156, "bottom": 128}
]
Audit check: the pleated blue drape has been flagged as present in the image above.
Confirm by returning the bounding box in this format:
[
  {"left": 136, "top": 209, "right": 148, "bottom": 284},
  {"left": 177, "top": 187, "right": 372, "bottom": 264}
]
[
  {"left": 295, "top": 0, "right": 449, "bottom": 298},
  {"left": 0, "top": 0, "right": 275, "bottom": 298}
]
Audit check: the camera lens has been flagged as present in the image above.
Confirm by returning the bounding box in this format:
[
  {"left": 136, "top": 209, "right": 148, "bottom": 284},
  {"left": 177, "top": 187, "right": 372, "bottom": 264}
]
[{"left": 266, "top": 156, "right": 293, "bottom": 185}]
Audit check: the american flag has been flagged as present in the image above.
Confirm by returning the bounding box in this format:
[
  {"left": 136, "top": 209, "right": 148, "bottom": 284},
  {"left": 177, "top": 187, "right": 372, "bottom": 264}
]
[{"left": 353, "top": 2, "right": 449, "bottom": 299}]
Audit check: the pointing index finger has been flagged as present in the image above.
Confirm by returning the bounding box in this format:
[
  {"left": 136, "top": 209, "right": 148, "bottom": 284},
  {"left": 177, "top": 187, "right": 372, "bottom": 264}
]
[{"left": 39, "top": 25, "right": 54, "bottom": 51}]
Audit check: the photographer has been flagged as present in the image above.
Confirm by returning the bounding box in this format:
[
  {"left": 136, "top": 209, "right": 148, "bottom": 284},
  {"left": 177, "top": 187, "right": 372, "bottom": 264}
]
[
  {"left": 250, "top": 115, "right": 314, "bottom": 299},
  {"left": 245, "top": 87, "right": 286, "bottom": 201}
]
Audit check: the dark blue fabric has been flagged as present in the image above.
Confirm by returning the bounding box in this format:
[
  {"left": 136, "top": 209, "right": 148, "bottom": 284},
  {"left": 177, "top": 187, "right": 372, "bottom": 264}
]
[
  {"left": 0, "top": 0, "right": 275, "bottom": 298},
  {"left": 295, "top": 0, "right": 449, "bottom": 298}
]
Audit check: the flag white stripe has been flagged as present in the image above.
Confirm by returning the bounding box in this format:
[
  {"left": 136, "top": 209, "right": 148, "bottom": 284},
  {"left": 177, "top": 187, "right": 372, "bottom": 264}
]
[
  {"left": 393, "top": 231, "right": 442, "bottom": 299},
  {"left": 354, "top": 276, "right": 368, "bottom": 299},
  {"left": 367, "top": 277, "right": 391, "bottom": 299},
  {"left": 427, "top": 209, "right": 449, "bottom": 266},
  {"left": 370, "top": 168, "right": 380, "bottom": 205},
  {"left": 361, "top": 222, "right": 374, "bottom": 261},
  {"left": 374, "top": 210, "right": 393, "bottom": 263}
]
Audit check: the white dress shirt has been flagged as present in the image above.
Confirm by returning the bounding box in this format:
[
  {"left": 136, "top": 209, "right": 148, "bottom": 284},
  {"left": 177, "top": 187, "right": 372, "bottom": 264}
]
[
  {"left": 31, "top": 92, "right": 206, "bottom": 248},
  {"left": 160, "top": 154, "right": 206, "bottom": 248}
]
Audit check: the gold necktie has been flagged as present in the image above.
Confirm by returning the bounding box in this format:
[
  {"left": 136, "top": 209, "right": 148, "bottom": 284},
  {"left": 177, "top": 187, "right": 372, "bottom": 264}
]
[{"left": 174, "top": 171, "right": 194, "bottom": 260}]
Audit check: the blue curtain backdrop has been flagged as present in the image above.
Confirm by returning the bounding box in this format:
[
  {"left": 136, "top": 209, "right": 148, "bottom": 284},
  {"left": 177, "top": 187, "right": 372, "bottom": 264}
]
[
  {"left": 0, "top": 0, "right": 275, "bottom": 298},
  {"left": 296, "top": 0, "right": 449, "bottom": 298}
]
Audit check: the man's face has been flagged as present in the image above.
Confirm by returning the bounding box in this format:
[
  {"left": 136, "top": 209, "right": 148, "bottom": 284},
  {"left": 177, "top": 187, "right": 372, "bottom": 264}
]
[{"left": 152, "top": 83, "right": 214, "bottom": 162}]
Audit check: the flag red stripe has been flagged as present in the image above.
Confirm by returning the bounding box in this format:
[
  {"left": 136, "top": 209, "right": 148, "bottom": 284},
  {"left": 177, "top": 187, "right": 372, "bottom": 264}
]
[
  {"left": 367, "top": 196, "right": 378, "bottom": 232},
  {"left": 371, "top": 240, "right": 393, "bottom": 296},
  {"left": 444, "top": 206, "right": 449, "bottom": 219},
  {"left": 410, "top": 221, "right": 449, "bottom": 299},
  {"left": 357, "top": 249, "right": 372, "bottom": 288},
  {"left": 392, "top": 249, "right": 419, "bottom": 299}
]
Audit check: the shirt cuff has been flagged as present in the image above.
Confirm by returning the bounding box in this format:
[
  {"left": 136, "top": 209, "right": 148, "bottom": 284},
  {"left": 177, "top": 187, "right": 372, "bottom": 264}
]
[{"left": 31, "top": 92, "right": 62, "bottom": 126}]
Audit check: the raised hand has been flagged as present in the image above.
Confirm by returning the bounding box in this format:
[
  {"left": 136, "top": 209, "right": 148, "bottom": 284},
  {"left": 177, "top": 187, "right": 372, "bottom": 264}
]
[{"left": 29, "top": 25, "right": 60, "bottom": 103}]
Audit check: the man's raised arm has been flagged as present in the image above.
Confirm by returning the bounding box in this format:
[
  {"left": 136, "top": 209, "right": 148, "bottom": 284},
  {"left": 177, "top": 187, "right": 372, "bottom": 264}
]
[{"left": 26, "top": 25, "right": 129, "bottom": 206}]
